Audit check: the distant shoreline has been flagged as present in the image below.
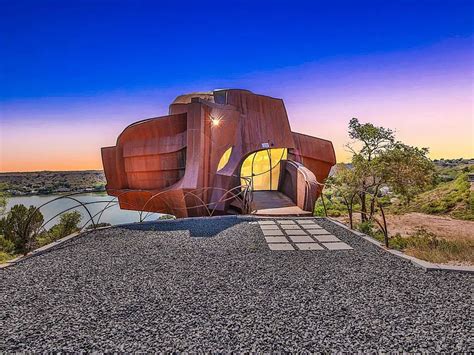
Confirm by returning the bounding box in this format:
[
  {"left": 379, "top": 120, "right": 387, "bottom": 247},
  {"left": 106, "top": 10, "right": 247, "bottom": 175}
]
[
  {"left": 0, "top": 170, "right": 106, "bottom": 197},
  {"left": 7, "top": 190, "right": 107, "bottom": 198}
]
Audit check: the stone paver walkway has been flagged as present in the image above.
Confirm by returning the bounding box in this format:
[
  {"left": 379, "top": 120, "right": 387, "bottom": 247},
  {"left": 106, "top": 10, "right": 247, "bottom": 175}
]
[{"left": 258, "top": 219, "right": 353, "bottom": 251}]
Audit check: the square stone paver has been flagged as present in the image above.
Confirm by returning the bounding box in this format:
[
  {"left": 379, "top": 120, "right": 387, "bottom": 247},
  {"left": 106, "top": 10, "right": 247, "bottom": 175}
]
[
  {"left": 305, "top": 228, "right": 324, "bottom": 233},
  {"left": 296, "top": 243, "right": 324, "bottom": 250},
  {"left": 285, "top": 229, "right": 307, "bottom": 235},
  {"left": 304, "top": 226, "right": 324, "bottom": 230},
  {"left": 277, "top": 220, "right": 296, "bottom": 225},
  {"left": 307, "top": 229, "right": 332, "bottom": 235},
  {"left": 268, "top": 243, "right": 295, "bottom": 251},
  {"left": 288, "top": 235, "right": 314, "bottom": 243},
  {"left": 280, "top": 225, "right": 302, "bottom": 230},
  {"left": 260, "top": 225, "right": 281, "bottom": 230},
  {"left": 322, "top": 242, "right": 353, "bottom": 250},
  {"left": 296, "top": 220, "right": 316, "bottom": 224},
  {"left": 262, "top": 229, "right": 284, "bottom": 236},
  {"left": 314, "top": 234, "right": 340, "bottom": 242},
  {"left": 265, "top": 237, "right": 288, "bottom": 243},
  {"left": 258, "top": 220, "right": 276, "bottom": 225},
  {"left": 299, "top": 223, "right": 318, "bottom": 227}
]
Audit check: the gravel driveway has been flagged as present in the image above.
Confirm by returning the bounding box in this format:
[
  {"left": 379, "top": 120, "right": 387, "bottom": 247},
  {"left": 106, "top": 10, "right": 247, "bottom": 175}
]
[{"left": 1, "top": 217, "right": 472, "bottom": 352}]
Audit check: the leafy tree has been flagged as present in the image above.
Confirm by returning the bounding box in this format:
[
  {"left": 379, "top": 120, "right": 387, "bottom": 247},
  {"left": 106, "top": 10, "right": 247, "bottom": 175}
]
[
  {"left": 48, "top": 211, "right": 82, "bottom": 241},
  {"left": 364, "top": 146, "right": 434, "bottom": 247},
  {"left": 0, "top": 205, "right": 44, "bottom": 255},
  {"left": 347, "top": 117, "right": 395, "bottom": 161},
  {"left": 324, "top": 164, "right": 361, "bottom": 228},
  {"left": 376, "top": 143, "right": 435, "bottom": 203},
  {"left": 332, "top": 118, "right": 435, "bottom": 248},
  {"left": 347, "top": 118, "right": 395, "bottom": 221},
  {"left": 58, "top": 211, "right": 82, "bottom": 236}
]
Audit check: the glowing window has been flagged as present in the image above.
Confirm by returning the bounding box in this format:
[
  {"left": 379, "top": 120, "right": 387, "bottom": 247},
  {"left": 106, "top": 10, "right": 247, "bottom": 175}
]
[
  {"left": 217, "top": 147, "right": 233, "bottom": 171},
  {"left": 240, "top": 148, "right": 287, "bottom": 190}
]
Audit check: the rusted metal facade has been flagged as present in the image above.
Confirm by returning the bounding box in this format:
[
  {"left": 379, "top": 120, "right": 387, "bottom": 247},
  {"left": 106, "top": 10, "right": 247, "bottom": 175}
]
[{"left": 101, "top": 89, "right": 336, "bottom": 217}]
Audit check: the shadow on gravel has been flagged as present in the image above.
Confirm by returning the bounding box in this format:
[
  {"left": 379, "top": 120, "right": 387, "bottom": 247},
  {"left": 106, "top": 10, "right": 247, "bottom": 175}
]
[{"left": 121, "top": 215, "right": 254, "bottom": 238}]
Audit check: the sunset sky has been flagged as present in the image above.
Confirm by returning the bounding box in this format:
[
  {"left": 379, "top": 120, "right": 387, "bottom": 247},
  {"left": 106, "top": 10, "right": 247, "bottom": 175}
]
[{"left": 1, "top": 0, "right": 473, "bottom": 172}]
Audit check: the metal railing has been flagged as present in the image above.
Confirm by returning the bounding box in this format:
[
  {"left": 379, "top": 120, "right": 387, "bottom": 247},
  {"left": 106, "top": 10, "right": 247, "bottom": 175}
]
[{"left": 12, "top": 176, "right": 255, "bottom": 251}]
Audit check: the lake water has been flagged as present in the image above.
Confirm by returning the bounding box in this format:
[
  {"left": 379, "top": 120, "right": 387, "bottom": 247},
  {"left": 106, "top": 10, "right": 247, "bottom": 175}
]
[{"left": 5, "top": 193, "right": 163, "bottom": 229}]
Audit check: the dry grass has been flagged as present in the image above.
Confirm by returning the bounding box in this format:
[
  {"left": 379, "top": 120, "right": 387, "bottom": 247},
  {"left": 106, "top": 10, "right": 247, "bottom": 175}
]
[
  {"left": 385, "top": 213, "right": 474, "bottom": 241},
  {"left": 336, "top": 213, "right": 474, "bottom": 265},
  {"left": 402, "top": 231, "right": 474, "bottom": 265}
]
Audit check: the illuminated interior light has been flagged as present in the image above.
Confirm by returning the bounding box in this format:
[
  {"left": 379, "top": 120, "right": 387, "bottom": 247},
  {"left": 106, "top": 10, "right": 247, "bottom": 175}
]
[{"left": 217, "top": 147, "right": 233, "bottom": 171}]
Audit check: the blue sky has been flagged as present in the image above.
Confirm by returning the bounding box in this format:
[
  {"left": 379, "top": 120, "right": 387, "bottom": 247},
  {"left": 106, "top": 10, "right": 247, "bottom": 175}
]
[{"left": 2, "top": 0, "right": 472, "bottom": 99}]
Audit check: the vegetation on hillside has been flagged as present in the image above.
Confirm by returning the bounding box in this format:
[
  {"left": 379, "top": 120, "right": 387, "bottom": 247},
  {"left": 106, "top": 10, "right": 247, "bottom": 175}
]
[
  {"left": 408, "top": 166, "right": 473, "bottom": 220},
  {"left": 359, "top": 223, "right": 473, "bottom": 264},
  {"left": 317, "top": 118, "right": 435, "bottom": 246},
  {"left": 315, "top": 118, "right": 473, "bottom": 264},
  {"left": 320, "top": 164, "right": 473, "bottom": 222},
  {"left": 0, "top": 170, "right": 106, "bottom": 196},
  {"left": 0, "top": 207, "right": 83, "bottom": 263}
]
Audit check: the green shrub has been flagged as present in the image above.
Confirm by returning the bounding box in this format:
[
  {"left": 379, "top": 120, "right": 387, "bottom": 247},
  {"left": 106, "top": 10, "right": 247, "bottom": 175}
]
[
  {"left": 313, "top": 203, "right": 326, "bottom": 217},
  {"left": 56, "top": 211, "right": 82, "bottom": 237},
  {"left": 313, "top": 196, "right": 348, "bottom": 217},
  {"left": 0, "top": 205, "right": 44, "bottom": 254},
  {"left": 0, "top": 251, "right": 13, "bottom": 264},
  {"left": 356, "top": 221, "right": 375, "bottom": 236},
  {"left": 36, "top": 231, "right": 55, "bottom": 247},
  {"left": 0, "top": 235, "right": 15, "bottom": 253},
  {"left": 40, "top": 211, "right": 82, "bottom": 246},
  {"left": 386, "top": 233, "right": 409, "bottom": 250},
  {"left": 159, "top": 214, "right": 176, "bottom": 220}
]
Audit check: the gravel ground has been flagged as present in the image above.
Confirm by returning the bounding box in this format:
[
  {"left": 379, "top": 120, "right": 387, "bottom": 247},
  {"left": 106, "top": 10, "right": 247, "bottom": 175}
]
[{"left": 1, "top": 217, "right": 472, "bottom": 352}]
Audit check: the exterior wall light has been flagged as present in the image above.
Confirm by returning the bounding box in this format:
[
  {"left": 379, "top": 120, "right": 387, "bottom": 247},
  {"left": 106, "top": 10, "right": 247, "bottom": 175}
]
[{"left": 210, "top": 116, "right": 221, "bottom": 127}]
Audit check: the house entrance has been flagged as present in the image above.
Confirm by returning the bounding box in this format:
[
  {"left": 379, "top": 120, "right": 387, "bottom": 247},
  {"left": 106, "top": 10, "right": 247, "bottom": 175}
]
[{"left": 240, "top": 148, "right": 287, "bottom": 190}]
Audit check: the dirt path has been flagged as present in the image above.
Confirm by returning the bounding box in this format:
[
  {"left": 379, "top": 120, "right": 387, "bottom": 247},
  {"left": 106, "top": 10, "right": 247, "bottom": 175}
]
[
  {"left": 338, "top": 213, "right": 474, "bottom": 241},
  {"left": 386, "top": 213, "right": 474, "bottom": 240}
]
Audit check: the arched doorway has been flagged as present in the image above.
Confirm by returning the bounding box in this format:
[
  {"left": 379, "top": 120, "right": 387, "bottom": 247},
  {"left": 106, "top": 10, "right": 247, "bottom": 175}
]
[{"left": 240, "top": 148, "right": 287, "bottom": 190}]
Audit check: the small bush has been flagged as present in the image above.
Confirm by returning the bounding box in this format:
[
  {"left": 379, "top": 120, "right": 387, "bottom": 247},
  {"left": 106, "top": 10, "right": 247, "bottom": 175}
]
[
  {"left": 313, "top": 203, "right": 326, "bottom": 217},
  {"left": 36, "top": 232, "right": 55, "bottom": 247},
  {"left": 313, "top": 196, "right": 348, "bottom": 217},
  {"left": 356, "top": 221, "right": 375, "bottom": 236},
  {"left": 159, "top": 214, "right": 176, "bottom": 220},
  {"left": 37, "top": 211, "right": 83, "bottom": 247},
  {"left": 387, "top": 233, "right": 410, "bottom": 250},
  {"left": 0, "top": 251, "right": 14, "bottom": 264},
  {"left": 0, "top": 235, "right": 15, "bottom": 253},
  {"left": 0, "top": 205, "right": 44, "bottom": 254}
]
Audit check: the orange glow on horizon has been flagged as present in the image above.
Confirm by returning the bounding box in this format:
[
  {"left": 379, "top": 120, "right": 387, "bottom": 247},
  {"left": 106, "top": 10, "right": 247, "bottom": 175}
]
[{"left": 1, "top": 41, "right": 472, "bottom": 172}]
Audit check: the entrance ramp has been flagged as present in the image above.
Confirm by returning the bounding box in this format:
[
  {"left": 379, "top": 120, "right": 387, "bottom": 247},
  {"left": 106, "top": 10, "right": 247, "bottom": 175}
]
[{"left": 251, "top": 191, "right": 312, "bottom": 216}]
